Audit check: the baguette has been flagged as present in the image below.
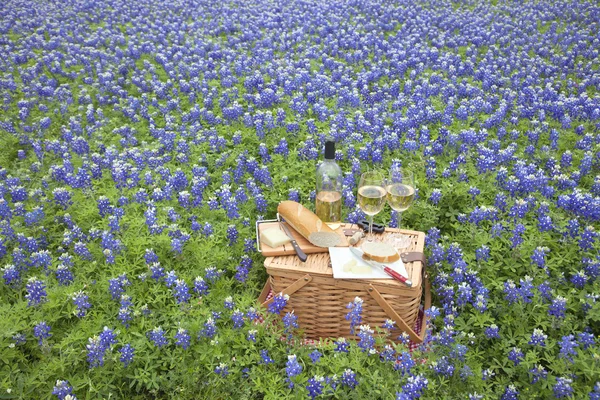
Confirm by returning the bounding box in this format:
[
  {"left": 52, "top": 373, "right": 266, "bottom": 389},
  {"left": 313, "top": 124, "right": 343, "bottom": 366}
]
[
  {"left": 362, "top": 241, "right": 400, "bottom": 263},
  {"left": 277, "top": 201, "right": 341, "bottom": 248}
]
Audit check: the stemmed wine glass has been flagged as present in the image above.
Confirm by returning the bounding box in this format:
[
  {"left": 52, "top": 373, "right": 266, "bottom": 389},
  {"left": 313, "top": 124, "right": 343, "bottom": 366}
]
[
  {"left": 386, "top": 166, "right": 415, "bottom": 248},
  {"left": 357, "top": 171, "right": 387, "bottom": 243}
]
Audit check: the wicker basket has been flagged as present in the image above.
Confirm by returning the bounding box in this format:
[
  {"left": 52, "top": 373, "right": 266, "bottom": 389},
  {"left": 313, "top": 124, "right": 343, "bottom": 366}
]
[{"left": 258, "top": 224, "right": 431, "bottom": 343}]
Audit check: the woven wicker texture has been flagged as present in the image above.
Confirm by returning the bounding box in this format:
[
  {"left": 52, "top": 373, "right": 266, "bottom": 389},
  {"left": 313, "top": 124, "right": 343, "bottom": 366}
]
[{"left": 263, "top": 225, "right": 425, "bottom": 341}]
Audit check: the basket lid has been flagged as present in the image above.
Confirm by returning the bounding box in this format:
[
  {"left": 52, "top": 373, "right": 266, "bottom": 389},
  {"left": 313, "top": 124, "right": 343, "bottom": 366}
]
[{"left": 264, "top": 227, "right": 425, "bottom": 289}]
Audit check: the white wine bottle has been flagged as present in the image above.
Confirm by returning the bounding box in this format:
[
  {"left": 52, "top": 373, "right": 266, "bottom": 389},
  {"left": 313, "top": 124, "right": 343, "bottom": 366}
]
[{"left": 316, "top": 139, "right": 342, "bottom": 229}]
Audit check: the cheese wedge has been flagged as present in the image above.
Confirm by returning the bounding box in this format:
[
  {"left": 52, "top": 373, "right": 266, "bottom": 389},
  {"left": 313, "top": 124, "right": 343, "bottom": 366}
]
[{"left": 261, "top": 228, "right": 291, "bottom": 248}]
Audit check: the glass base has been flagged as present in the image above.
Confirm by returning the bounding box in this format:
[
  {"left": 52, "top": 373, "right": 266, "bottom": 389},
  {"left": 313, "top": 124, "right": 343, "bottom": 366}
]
[{"left": 387, "top": 233, "right": 411, "bottom": 249}]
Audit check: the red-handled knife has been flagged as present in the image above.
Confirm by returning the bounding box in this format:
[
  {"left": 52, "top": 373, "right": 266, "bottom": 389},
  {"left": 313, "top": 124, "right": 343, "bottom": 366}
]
[{"left": 349, "top": 247, "right": 412, "bottom": 287}]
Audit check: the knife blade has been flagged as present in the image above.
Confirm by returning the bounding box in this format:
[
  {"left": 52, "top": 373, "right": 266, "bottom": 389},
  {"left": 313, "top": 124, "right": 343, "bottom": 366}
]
[
  {"left": 349, "top": 247, "right": 412, "bottom": 287},
  {"left": 279, "top": 222, "right": 308, "bottom": 262}
]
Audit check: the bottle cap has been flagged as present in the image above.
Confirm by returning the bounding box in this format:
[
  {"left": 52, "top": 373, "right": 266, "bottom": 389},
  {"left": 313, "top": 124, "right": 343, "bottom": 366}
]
[{"left": 324, "top": 140, "right": 335, "bottom": 160}]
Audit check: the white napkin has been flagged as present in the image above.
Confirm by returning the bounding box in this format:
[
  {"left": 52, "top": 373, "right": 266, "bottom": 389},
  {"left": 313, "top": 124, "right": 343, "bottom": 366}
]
[{"left": 329, "top": 247, "right": 408, "bottom": 280}]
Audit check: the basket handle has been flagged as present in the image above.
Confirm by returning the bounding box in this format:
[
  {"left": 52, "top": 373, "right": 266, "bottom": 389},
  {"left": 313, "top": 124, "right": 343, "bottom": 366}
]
[
  {"left": 260, "top": 274, "right": 313, "bottom": 308},
  {"left": 367, "top": 270, "right": 431, "bottom": 344}
]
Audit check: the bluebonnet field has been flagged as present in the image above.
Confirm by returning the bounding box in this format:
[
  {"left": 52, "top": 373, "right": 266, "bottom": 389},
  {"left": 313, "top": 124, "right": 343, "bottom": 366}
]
[{"left": 0, "top": 0, "right": 599, "bottom": 398}]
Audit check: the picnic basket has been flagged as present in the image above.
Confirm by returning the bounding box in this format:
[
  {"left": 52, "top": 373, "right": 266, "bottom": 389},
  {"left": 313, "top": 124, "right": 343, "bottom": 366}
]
[{"left": 258, "top": 224, "right": 431, "bottom": 343}]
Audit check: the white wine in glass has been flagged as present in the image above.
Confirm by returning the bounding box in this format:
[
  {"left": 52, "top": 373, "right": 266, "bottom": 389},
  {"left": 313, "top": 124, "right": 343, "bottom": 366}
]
[
  {"left": 386, "top": 166, "right": 415, "bottom": 248},
  {"left": 357, "top": 171, "right": 386, "bottom": 242},
  {"left": 386, "top": 183, "right": 414, "bottom": 212}
]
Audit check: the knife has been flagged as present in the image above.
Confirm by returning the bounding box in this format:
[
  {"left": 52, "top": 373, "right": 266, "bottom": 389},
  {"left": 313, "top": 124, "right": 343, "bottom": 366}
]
[
  {"left": 279, "top": 222, "right": 308, "bottom": 262},
  {"left": 349, "top": 247, "right": 412, "bottom": 287}
]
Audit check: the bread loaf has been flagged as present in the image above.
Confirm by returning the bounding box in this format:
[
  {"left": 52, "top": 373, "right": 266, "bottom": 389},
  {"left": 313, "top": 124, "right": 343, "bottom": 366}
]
[
  {"left": 277, "top": 201, "right": 341, "bottom": 248},
  {"left": 361, "top": 241, "right": 400, "bottom": 263}
]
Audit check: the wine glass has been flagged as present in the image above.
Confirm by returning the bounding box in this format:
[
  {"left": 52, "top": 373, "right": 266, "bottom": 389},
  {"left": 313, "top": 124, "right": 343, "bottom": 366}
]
[
  {"left": 386, "top": 166, "right": 415, "bottom": 249},
  {"left": 357, "top": 171, "right": 387, "bottom": 242}
]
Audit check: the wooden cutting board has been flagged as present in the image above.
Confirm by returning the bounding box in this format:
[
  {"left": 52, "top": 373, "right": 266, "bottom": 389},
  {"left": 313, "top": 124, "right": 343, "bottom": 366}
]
[{"left": 258, "top": 221, "right": 349, "bottom": 256}]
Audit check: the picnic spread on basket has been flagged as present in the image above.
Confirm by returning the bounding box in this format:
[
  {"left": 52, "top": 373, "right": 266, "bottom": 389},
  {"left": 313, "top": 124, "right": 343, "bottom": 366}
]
[{"left": 256, "top": 140, "right": 431, "bottom": 344}]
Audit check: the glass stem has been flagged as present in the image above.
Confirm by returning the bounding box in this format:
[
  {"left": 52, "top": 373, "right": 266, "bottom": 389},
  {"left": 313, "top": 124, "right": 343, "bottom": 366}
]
[
  {"left": 368, "top": 214, "right": 374, "bottom": 241},
  {"left": 397, "top": 211, "right": 403, "bottom": 231}
]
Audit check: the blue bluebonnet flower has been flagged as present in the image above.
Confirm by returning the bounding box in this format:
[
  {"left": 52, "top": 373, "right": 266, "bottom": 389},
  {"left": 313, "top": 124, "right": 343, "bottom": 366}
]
[
  {"left": 33, "top": 321, "right": 52, "bottom": 345},
  {"left": 118, "top": 306, "right": 132, "bottom": 328},
  {"left": 259, "top": 349, "right": 274, "bottom": 364},
  {"left": 26, "top": 277, "right": 47, "bottom": 307},
  {"left": 199, "top": 318, "right": 217, "bottom": 339},
  {"left": 119, "top": 344, "right": 134, "bottom": 367},
  {"left": 231, "top": 310, "right": 244, "bottom": 329},
  {"left": 149, "top": 262, "right": 165, "bottom": 281},
  {"left": 482, "top": 369, "right": 495, "bottom": 381},
  {"left": 394, "top": 350, "right": 416, "bottom": 375},
  {"left": 459, "top": 365, "right": 473, "bottom": 380},
  {"left": 553, "top": 377, "right": 573, "bottom": 399},
  {"left": 72, "top": 291, "right": 91, "bottom": 318},
  {"left": 395, "top": 374, "right": 428, "bottom": 400},
  {"left": 501, "top": 385, "right": 519, "bottom": 400},
  {"left": 345, "top": 296, "right": 363, "bottom": 334},
  {"left": 86, "top": 337, "right": 105, "bottom": 368},
  {"left": 55, "top": 265, "right": 74, "bottom": 286},
  {"left": 268, "top": 293, "right": 289, "bottom": 314},
  {"left": 226, "top": 225, "right": 238, "bottom": 245},
  {"left": 503, "top": 280, "right": 520, "bottom": 304},
  {"left": 341, "top": 369, "right": 358, "bottom": 389},
  {"left": 52, "top": 380, "right": 75, "bottom": 400},
  {"left": 431, "top": 356, "right": 455, "bottom": 378},
  {"left": 529, "top": 364, "right": 548, "bottom": 384},
  {"left": 308, "top": 349, "right": 322, "bottom": 364},
  {"left": 570, "top": 270, "right": 588, "bottom": 288},
  {"left": 219, "top": 295, "right": 235, "bottom": 311},
  {"left": 306, "top": 376, "right": 324, "bottom": 399},
  {"left": 108, "top": 274, "right": 131, "bottom": 300},
  {"left": 247, "top": 329, "right": 258, "bottom": 342},
  {"left": 174, "top": 328, "right": 191, "bottom": 350},
  {"left": 519, "top": 276, "right": 534, "bottom": 303},
  {"left": 382, "top": 319, "right": 396, "bottom": 330},
  {"left": 52, "top": 188, "right": 72, "bottom": 209},
  {"left": 548, "top": 296, "right": 567, "bottom": 319},
  {"left": 579, "top": 226, "right": 597, "bottom": 251},
  {"left": 528, "top": 328, "right": 547, "bottom": 347},
  {"left": 537, "top": 281, "right": 553, "bottom": 302},
  {"left": 99, "top": 327, "right": 118, "bottom": 349},
  {"left": 380, "top": 344, "right": 396, "bottom": 362},
  {"left": 215, "top": 363, "right": 228, "bottom": 377},
  {"left": 558, "top": 335, "right": 578, "bottom": 363},
  {"left": 577, "top": 331, "right": 595, "bottom": 349},
  {"left": 205, "top": 267, "right": 222, "bottom": 283},
  {"left": 531, "top": 247, "right": 549, "bottom": 269},
  {"left": 147, "top": 327, "right": 168, "bottom": 348},
  {"left": 2, "top": 264, "right": 20, "bottom": 286},
  {"left": 484, "top": 324, "right": 500, "bottom": 339},
  {"left": 429, "top": 189, "right": 442, "bottom": 205},
  {"left": 282, "top": 311, "right": 298, "bottom": 335},
  {"left": 246, "top": 307, "right": 258, "bottom": 321},
  {"left": 173, "top": 279, "right": 190, "bottom": 304},
  {"left": 357, "top": 325, "right": 375, "bottom": 351},
  {"left": 510, "top": 223, "right": 526, "bottom": 248},
  {"left": 285, "top": 355, "right": 302, "bottom": 388},
  {"left": 164, "top": 270, "right": 178, "bottom": 288},
  {"left": 193, "top": 276, "right": 209, "bottom": 296},
  {"left": 508, "top": 347, "right": 524, "bottom": 366},
  {"left": 475, "top": 246, "right": 490, "bottom": 262}
]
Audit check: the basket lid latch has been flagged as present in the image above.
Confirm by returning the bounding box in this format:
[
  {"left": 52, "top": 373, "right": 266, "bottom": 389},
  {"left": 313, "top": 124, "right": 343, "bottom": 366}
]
[{"left": 400, "top": 251, "right": 426, "bottom": 266}]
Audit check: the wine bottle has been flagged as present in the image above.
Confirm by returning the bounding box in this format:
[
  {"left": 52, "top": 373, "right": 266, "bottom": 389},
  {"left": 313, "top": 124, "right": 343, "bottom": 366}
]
[{"left": 316, "top": 139, "right": 342, "bottom": 229}]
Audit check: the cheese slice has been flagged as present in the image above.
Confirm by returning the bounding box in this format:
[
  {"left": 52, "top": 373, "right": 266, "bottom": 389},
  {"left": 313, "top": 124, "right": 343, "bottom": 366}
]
[
  {"left": 343, "top": 259, "right": 357, "bottom": 272},
  {"left": 261, "top": 228, "right": 291, "bottom": 248},
  {"left": 351, "top": 264, "right": 372, "bottom": 274}
]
